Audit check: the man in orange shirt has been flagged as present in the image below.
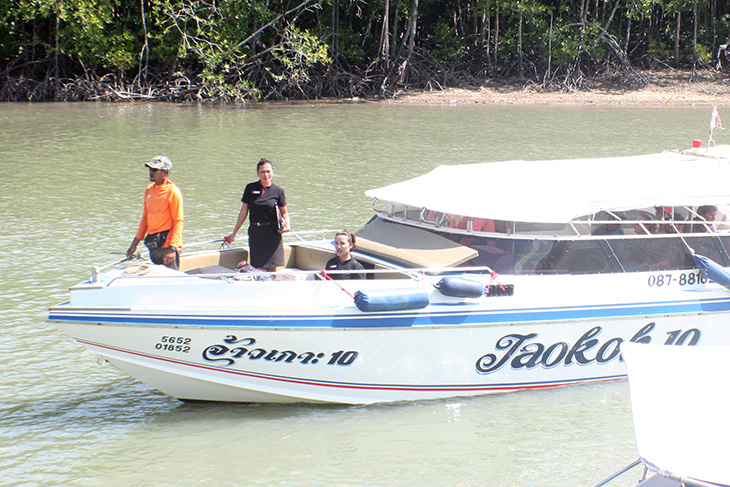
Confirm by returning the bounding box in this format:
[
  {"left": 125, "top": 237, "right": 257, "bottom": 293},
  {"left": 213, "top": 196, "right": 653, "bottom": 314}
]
[{"left": 126, "top": 156, "right": 184, "bottom": 269}]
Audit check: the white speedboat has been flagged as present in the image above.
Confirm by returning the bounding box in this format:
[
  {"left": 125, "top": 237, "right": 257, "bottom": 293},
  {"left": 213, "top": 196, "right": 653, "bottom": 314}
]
[
  {"left": 593, "top": 342, "right": 730, "bottom": 487},
  {"left": 49, "top": 145, "right": 730, "bottom": 404}
]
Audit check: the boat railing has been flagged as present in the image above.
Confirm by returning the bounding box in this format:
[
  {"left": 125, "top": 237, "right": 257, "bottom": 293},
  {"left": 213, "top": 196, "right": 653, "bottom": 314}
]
[
  {"left": 376, "top": 206, "right": 730, "bottom": 241},
  {"left": 592, "top": 458, "right": 722, "bottom": 487},
  {"left": 94, "top": 264, "right": 499, "bottom": 286},
  {"left": 286, "top": 229, "right": 344, "bottom": 242},
  {"left": 181, "top": 231, "right": 343, "bottom": 250},
  {"left": 591, "top": 458, "right": 645, "bottom": 487}
]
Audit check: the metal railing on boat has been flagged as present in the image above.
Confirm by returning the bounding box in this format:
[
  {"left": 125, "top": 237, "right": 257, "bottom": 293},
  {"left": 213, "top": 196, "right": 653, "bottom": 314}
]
[{"left": 92, "top": 262, "right": 499, "bottom": 286}]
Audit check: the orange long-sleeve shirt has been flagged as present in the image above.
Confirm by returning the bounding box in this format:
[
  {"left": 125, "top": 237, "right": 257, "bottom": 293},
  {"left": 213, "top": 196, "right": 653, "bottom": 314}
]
[{"left": 135, "top": 181, "right": 184, "bottom": 248}]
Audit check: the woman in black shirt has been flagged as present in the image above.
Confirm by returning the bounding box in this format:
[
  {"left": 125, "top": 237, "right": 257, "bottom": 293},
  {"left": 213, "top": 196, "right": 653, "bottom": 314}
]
[
  {"left": 325, "top": 229, "right": 366, "bottom": 280},
  {"left": 227, "top": 158, "right": 290, "bottom": 271}
]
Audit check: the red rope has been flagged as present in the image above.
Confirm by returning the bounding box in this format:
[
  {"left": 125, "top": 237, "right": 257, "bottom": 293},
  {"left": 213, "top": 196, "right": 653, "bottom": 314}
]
[
  {"left": 486, "top": 270, "right": 506, "bottom": 292},
  {"left": 320, "top": 270, "right": 356, "bottom": 300}
]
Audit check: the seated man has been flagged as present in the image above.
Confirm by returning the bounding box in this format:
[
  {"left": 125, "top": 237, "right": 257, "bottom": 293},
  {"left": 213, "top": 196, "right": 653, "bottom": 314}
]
[
  {"left": 592, "top": 213, "right": 624, "bottom": 236},
  {"left": 686, "top": 205, "right": 718, "bottom": 233}
]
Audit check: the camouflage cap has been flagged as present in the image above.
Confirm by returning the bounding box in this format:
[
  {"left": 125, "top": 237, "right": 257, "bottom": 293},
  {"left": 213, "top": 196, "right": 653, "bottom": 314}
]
[{"left": 145, "top": 155, "right": 172, "bottom": 171}]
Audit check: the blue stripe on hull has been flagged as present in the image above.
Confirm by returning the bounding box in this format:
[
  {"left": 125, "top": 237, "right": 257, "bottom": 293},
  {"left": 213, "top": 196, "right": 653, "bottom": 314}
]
[{"left": 48, "top": 296, "right": 730, "bottom": 328}]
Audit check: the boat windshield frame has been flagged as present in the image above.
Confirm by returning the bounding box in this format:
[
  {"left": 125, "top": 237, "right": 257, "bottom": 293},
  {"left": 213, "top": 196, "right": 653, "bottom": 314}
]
[
  {"left": 369, "top": 200, "right": 730, "bottom": 275},
  {"left": 372, "top": 199, "right": 728, "bottom": 240}
]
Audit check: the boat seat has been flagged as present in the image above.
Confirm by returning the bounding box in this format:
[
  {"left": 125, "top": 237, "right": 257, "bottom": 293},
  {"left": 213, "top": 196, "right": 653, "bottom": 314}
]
[
  {"left": 181, "top": 246, "right": 297, "bottom": 273},
  {"left": 355, "top": 220, "right": 477, "bottom": 268},
  {"left": 180, "top": 248, "right": 249, "bottom": 272},
  {"left": 294, "top": 245, "right": 335, "bottom": 270},
  {"left": 186, "top": 265, "right": 234, "bottom": 275}
]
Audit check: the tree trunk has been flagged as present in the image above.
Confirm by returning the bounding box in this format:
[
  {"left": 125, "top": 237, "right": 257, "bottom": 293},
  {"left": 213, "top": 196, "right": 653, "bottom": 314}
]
[
  {"left": 54, "top": 0, "right": 61, "bottom": 91},
  {"left": 692, "top": 0, "right": 698, "bottom": 63},
  {"left": 332, "top": 0, "right": 340, "bottom": 55},
  {"left": 390, "top": 0, "right": 402, "bottom": 57},
  {"left": 480, "top": 11, "right": 489, "bottom": 61},
  {"left": 624, "top": 5, "right": 632, "bottom": 52},
  {"left": 493, "top": 7, "right": 500, "bottom": 66},
  {"left": 401, "top": 0, "right": 419, "bottom": 77},
  {"left": 379, "top": 0, "right": 391, "bottom": 68},
  {"left": 518, "top": 0, "right": 523, "bottom": 73},
  {"left": 675, "top": 11, "right": 681, "bottom": 67},
  {"left": 138, "top": 0, "right": 150, "bottom": 85},
  {"left": 546, "top": 11, "right": 552, "bottom": 80},
  {"left": 710, "top": 0, "right": 717, "bottom": 58}
]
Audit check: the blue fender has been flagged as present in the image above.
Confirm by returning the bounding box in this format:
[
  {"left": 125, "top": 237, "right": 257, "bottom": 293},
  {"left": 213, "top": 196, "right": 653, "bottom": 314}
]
[
  {"left": 354, "top": 289, "right": 430, "bottom": 312},
  {"left": 693, "top": 254, "right": 730, "bottom": 290}
]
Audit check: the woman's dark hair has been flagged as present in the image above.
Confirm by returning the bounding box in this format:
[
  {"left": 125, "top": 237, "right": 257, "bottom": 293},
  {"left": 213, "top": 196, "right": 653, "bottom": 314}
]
[
  {"left": 697, "top": 205, "right": 718, "bottom": 218},
  {"left": 257, "top": 157, "right": 273, "bottom": 170},
  {"left": 335, "top": 229, "right": 356, "bottom": 249}
]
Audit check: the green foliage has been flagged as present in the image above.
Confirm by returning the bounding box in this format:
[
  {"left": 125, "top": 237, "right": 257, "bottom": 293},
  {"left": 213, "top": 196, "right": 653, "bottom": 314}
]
[
  {"left": 333, "top": 27, "right": 368, "bottom": 65},
  {"left": 648, "top": 38, "right": 673, "bottom": 60},
  {"left": 2, "top": 0, "right": 730, "bottom": 99},
  {"left": 542, "top": 24, "right": 585, "bottom": 65},
  {"left": 270, "top": 26, "right": 332, "bottom": 83},
  {"left": 695, "top": 42, "right": 712, "bottom": 62},
  {"left": 425, "top": 21, "right": 466, "bottom": 64},
  {"left": 60, "top": 2, "right": 139, "bottom": 71},
  {"left": 199, "top": 68, "right": 262, "bottom": 101}
]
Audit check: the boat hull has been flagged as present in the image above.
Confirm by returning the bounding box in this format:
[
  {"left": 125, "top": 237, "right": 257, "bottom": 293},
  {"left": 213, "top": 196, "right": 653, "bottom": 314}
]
[{"left": 51, "top": 301, "right": 729, "bottom": 404}]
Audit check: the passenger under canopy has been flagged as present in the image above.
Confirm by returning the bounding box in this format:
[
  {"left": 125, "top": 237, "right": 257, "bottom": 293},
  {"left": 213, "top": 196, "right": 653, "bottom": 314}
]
[{"left": 356, "top": 220, "right": 478, "bottom": 268}]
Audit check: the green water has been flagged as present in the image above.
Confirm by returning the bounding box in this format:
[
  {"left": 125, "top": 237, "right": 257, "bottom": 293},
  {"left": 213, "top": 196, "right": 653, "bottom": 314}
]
[{"left": 1, "top": 101, "right": 725, "bottom": 486}]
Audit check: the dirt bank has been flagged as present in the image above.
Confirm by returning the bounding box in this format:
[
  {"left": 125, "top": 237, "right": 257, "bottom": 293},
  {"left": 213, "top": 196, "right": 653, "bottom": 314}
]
[{"left": 384, "top": 70, "right": 730, "bottom": 106}]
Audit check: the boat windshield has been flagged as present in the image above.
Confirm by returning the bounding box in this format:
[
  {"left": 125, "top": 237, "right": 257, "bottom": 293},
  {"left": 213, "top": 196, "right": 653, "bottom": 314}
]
[
  {"left": 374, "top": 202, "right": 730, "bottom": 238},
  {"left": 416, "top": 231, "right": 730, "bottom": 275},
  {"left": 367, "top": 203, "right": 730, "bottom": 274}
]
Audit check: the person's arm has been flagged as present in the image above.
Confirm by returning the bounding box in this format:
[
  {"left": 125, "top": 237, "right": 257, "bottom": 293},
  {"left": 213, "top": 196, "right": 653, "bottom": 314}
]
[
  {"left": 164, "top": 185, "right": 184, "bottom": 249},
  {"left": 227, "top": 203, "right": 249, "bottom": 242},
  {"left": 127, "top": 237, "right": 142, "bottom": 259},
  {"left": 278, "top": 204, "right": 290, "bottom": 233},
  {"left": 128, "top": 188, "right": 149, "bottom": 258},
  {"left": 161, "top": 187, "right": 183, "bottom": 265}
]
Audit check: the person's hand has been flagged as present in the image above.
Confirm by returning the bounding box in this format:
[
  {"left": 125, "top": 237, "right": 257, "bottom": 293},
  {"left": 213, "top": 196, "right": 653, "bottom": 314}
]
[
  {"left": 226, "top": 234, "right": 236, "bottom": 243},
  {"left": 127, "top": 242, "right": 138, "bottom": 259},
  {"left": 163, "top": 247, "right": 177, "bottom": 266}
]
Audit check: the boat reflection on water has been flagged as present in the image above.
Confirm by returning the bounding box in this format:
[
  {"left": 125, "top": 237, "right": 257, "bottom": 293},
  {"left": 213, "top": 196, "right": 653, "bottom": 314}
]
[
  {"left": 49, "top": 145, "right": 730, "bottom": 404},
  {"left": 592, "top": 342, "right": 730, "bottom": 487}
]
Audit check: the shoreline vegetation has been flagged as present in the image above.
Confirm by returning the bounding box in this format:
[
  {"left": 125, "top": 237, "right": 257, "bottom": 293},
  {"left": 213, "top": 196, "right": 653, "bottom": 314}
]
[
  {"left": 386, "top": 70, "right": 730, "bottom": 106},
  {"left": 5, "top": 68, "right": 728, "bottom": 107},
  {"left": 4, "top": 3, "right": 730, "bottom": 106}
]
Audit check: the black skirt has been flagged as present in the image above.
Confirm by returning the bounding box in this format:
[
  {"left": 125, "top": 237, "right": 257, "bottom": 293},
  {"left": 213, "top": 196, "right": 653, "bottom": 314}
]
[{"left": 248, "top": 225, "right": 284, "bottom": 268}]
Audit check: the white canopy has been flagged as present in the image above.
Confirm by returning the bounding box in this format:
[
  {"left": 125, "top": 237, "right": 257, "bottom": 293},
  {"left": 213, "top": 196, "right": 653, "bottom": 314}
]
[
  {"left": 621, "top": 342, "right": 730, "bottom": 486},
  {"left": 365, "top": 146, "right": 730, "bottom": 224}
]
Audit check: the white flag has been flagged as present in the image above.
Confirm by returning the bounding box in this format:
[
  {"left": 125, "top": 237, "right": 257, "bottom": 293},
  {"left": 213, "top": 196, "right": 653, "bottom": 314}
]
[{"left": 711, "top": 106, "right": 725, "bottom": 131}]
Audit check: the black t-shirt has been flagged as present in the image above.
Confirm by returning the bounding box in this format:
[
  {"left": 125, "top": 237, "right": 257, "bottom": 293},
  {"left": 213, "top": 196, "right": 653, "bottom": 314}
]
[
  {"left": 242, "top": 181, "right": 287, "bottom": 224},
  {"left": 325, "top": 257, "right": 366, "bottom": 280}
]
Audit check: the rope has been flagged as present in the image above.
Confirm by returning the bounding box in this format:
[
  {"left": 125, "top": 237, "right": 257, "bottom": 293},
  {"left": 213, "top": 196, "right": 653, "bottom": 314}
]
[
  {"left": 181, "top": 238, "right": 228, "bottom": 249},
  {"left": 319, "top": 270, "right": 356, "bottom": 300},
  {"left": 486, "top": 270, "right": 506, "bottom": 292},
  {"left": 676, "top": 232, "right": 695, "bottom": 255},
  {"left": 122, "top": 263, "right": 154, "bottom": 276},
  {"left": 100, "top": 253, "right": 140, "bottom": 270}
]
